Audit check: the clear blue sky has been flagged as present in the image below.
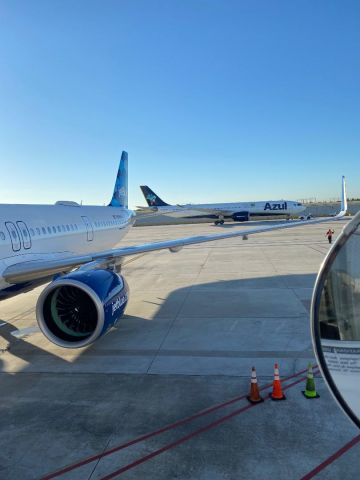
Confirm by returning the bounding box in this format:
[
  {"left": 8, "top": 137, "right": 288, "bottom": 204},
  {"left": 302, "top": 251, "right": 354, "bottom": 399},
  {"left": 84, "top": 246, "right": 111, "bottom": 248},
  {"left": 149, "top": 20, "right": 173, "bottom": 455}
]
[{"left": 0, "top": 0, "right": 359, "bottom": 207}]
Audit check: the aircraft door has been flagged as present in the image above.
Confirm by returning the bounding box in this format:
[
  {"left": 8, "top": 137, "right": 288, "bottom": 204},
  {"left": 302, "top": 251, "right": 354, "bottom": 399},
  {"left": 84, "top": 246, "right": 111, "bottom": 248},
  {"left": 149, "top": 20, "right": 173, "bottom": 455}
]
[
  {"left": 16, "top": 221, "right": 32, "bottom": 249},
  {"left": 5, "top": 222, "right": 21, "bottom": 252},
  {"left": 81, "top": 216, "right": 94, "bottom": 241}
]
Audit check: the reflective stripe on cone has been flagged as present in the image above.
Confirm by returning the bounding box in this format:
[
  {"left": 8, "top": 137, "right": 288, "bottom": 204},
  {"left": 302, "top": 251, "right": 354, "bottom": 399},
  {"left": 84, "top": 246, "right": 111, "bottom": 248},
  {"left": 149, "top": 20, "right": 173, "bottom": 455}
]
[
  {"left": 269, "top": 363, "right": 286, "bottom": 401},
  {"left": 247, "top": 367, "right": 264, "bottom": 404}
]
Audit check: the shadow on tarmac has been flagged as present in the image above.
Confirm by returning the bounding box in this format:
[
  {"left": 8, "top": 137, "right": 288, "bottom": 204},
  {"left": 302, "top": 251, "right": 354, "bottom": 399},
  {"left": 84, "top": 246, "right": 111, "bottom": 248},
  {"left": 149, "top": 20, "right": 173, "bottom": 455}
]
[
  {"left": 0, "top": 272, "right": 318, "bottom": 479},
  {"left": 0, "top": 272, "right": 317, "bottom": 367}
]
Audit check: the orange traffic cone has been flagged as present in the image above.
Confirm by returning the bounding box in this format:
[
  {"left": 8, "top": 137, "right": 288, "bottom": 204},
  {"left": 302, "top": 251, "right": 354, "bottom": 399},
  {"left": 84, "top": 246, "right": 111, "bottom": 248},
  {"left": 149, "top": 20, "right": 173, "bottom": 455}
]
[
  {"left": 247, "top": 367, "right": 264, "bottom": 404},
  {"left": 269, "top": 363, "right": 286, "bottom": 401}
]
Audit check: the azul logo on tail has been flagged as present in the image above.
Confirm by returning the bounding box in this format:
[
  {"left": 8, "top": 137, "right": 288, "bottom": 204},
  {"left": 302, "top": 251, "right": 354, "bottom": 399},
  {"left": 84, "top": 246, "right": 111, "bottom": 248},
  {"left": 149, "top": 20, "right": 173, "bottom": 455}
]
[
  {"left": 264, "top": 202, "right": 287, "bottom": 211},
  {"left": 140, "top": 186, "right": 170, "bottom": 207},
  {"left": 146, "top": 193, "right": 157, "bottom": 205}
]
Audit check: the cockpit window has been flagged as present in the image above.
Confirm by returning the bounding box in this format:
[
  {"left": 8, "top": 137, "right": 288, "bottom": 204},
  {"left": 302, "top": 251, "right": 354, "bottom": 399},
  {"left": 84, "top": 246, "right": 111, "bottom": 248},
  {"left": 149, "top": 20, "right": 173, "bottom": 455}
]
[{"left": 0, "top": 231, "right": 5, "bottom": 241}]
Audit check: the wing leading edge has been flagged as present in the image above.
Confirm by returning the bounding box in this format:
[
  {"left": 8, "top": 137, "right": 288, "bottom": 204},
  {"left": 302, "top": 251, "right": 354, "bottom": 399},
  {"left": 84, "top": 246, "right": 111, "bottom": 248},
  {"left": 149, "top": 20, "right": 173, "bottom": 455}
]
[{"left": 4, "top": 175, "right": 348, "bottom": 285}]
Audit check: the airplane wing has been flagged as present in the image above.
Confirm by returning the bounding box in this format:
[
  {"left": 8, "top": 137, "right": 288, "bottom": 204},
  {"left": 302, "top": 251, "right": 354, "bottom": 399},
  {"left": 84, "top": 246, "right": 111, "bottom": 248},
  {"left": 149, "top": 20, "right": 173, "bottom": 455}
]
[
  {"left": 3, "top": 207, "right": 347, "bottom": 284},
  {"left": 182, "top": 206, "right": 234, "bottom": 216},
  {"left": 135, "top": 205, "right": 192, "bottom": 215},
  {"left": 172, "top": 204, "right": 234, "bottom": 216}
]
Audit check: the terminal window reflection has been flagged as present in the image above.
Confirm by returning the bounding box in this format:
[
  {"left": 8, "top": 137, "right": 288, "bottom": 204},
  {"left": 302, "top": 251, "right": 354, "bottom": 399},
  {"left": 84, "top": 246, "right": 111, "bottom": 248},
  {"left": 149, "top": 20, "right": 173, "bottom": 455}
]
[{"left": 319, "top": 227, "right": 360, "bottom": 340}]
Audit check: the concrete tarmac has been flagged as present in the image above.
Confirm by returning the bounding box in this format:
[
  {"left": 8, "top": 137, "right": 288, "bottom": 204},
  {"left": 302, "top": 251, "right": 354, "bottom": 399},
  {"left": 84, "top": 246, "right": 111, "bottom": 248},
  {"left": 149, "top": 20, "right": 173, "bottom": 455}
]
[{"left": 0, "top": 220, "right": 359, "bottom": 479}]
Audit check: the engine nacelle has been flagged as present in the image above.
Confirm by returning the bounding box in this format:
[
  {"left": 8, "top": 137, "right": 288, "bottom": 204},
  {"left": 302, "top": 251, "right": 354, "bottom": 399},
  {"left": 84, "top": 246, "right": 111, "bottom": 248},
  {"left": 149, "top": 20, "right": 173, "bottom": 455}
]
[
  {"left": 36, "top": 269, "right": 129, "bottom": 348},
  {"left": 232, "top": 211, "right": 250, "bottom": 222}
]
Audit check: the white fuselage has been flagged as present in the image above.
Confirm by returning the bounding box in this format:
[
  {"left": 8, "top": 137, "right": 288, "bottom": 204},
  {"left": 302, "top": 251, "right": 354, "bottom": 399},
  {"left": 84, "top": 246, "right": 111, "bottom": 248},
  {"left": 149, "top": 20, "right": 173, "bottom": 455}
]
[
  {"left": 153, "top": 200, "right": 306, "bottom": 218},
  {"left": 0, "top": 203, "right": 135, "bottom": 292}
]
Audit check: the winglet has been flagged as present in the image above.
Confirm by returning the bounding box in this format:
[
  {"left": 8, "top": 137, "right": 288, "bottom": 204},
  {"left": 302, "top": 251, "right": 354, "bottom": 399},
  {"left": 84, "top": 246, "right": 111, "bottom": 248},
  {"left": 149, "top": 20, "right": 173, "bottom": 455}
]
[
  {"left": 337, "top": 175, "right": 348, "bottom": 218},
  {"left": 109, "top": 151, "right": 128, "bottom": 208},
  {"left": 341, "top": 175, "right": 347, "bottom": 214}
]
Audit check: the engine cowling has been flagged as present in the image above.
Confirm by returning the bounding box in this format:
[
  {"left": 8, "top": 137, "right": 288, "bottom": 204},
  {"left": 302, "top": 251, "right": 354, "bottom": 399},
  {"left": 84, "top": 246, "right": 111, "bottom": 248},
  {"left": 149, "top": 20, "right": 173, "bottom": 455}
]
[
  {"left": 36, "top": 269, "right": 129, "bottom": 348},
  {"left": 232, "top": 211, "right": 250, "bottom": 222}
]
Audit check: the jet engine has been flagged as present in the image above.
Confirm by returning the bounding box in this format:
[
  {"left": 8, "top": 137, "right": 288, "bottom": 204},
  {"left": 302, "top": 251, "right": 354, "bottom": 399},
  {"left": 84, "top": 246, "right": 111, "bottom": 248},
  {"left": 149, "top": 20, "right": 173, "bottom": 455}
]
[
  {"left": 232, "top": 211, "right": 250, "bottom": 222},
  {"left": 36, "top": 269, "right": 129, "bottom": 348}
]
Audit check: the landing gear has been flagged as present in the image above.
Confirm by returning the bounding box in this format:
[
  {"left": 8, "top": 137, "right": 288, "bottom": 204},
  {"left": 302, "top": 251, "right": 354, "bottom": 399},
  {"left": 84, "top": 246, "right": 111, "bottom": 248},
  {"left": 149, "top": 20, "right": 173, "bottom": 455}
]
[{"left": 214, "top": 219, "right": 225, "bottom": 225}]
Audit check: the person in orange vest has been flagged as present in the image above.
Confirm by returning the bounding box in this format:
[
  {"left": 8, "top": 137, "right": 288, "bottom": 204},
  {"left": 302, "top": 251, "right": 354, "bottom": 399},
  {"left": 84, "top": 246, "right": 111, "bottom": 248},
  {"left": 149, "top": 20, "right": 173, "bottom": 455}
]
[{"left": 326, "top": 228, "right": 335, "bottom": 244}]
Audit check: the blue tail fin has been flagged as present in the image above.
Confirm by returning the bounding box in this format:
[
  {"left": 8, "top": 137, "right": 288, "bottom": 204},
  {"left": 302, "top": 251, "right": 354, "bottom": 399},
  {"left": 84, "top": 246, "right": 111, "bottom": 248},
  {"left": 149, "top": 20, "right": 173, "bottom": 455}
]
[
  {"left": 109, "top": 151, "right": 128, "bottom": 208},
  {"left": 140, "top": 186, "right": 169, "bottom": 207}
]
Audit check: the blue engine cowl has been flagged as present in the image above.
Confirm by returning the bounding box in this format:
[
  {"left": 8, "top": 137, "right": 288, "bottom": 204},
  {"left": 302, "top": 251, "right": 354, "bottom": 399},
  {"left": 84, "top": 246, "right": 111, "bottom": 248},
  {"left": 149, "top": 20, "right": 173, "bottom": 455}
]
[
  {"left": 36, "top": 269, "right": 129, "bottom": 348},
  {"left": 232, "top": 211, "right": 250, "bottom": 222}
]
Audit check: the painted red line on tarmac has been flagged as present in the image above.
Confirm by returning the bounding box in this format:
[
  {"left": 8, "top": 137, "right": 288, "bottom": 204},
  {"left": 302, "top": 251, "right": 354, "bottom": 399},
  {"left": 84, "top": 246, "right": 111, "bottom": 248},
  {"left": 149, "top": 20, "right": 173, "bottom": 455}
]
[
  {"left": 42, "top": 366, "right": 316, "bottom": 480},
  {"left": 300, "top": 434, "right": 360, "bottom": 480},
  {"left": 99, "top": 374, "right": 311, "bottom": 480}
]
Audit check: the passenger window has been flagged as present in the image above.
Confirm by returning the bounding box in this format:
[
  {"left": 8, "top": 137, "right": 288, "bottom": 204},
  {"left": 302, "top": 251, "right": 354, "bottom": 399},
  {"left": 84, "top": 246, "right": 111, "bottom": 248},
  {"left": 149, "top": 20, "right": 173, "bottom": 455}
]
[
  {"left": 47, "top": 227, "right": 51, "bottom": 234},
  {"left": 70, "top": 225, "right": 74, "bottom": 231},
  {"left": 75, "top": 224, "right": 78, "bottom": 230},
  {"left": 30, "top": 228, "right": 35, "bottom": 236},
  {"left": 62, "top": 225, "right": 66, "bottom": 232},
  {"left": 57, "top": 226, "right": 61, "bottom": 232},
  {"left": 36, "top": 228, "right": 40, "bottom": 235},
  {"left": 42, "top": 227, "right": 46, "bottom": 234},
  {"left": 52, "top": 226, "right": 56, "bottom": 233},
  {"left": 0, "top": 232, "right": 5, "bottom": 240},
  {"left": 66, "top": 225, "right": 70, "bottom": 231}
]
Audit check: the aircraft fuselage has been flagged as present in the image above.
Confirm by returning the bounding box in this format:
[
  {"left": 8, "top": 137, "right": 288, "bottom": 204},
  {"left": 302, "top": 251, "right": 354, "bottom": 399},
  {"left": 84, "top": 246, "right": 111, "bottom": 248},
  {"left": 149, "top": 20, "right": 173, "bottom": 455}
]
[{"left": 0, "top": 203, "right": 135, "bottom": 298}]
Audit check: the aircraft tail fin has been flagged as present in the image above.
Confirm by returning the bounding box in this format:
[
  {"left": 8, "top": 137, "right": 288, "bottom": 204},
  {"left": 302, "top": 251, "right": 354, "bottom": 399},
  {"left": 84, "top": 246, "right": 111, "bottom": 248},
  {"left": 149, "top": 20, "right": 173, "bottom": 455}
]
[
  {"left": 109, "top": 151, "right": 128, "bottom": 208},
  {"left": 140, "top": 186, "right": 170, "bottom": 207}
]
